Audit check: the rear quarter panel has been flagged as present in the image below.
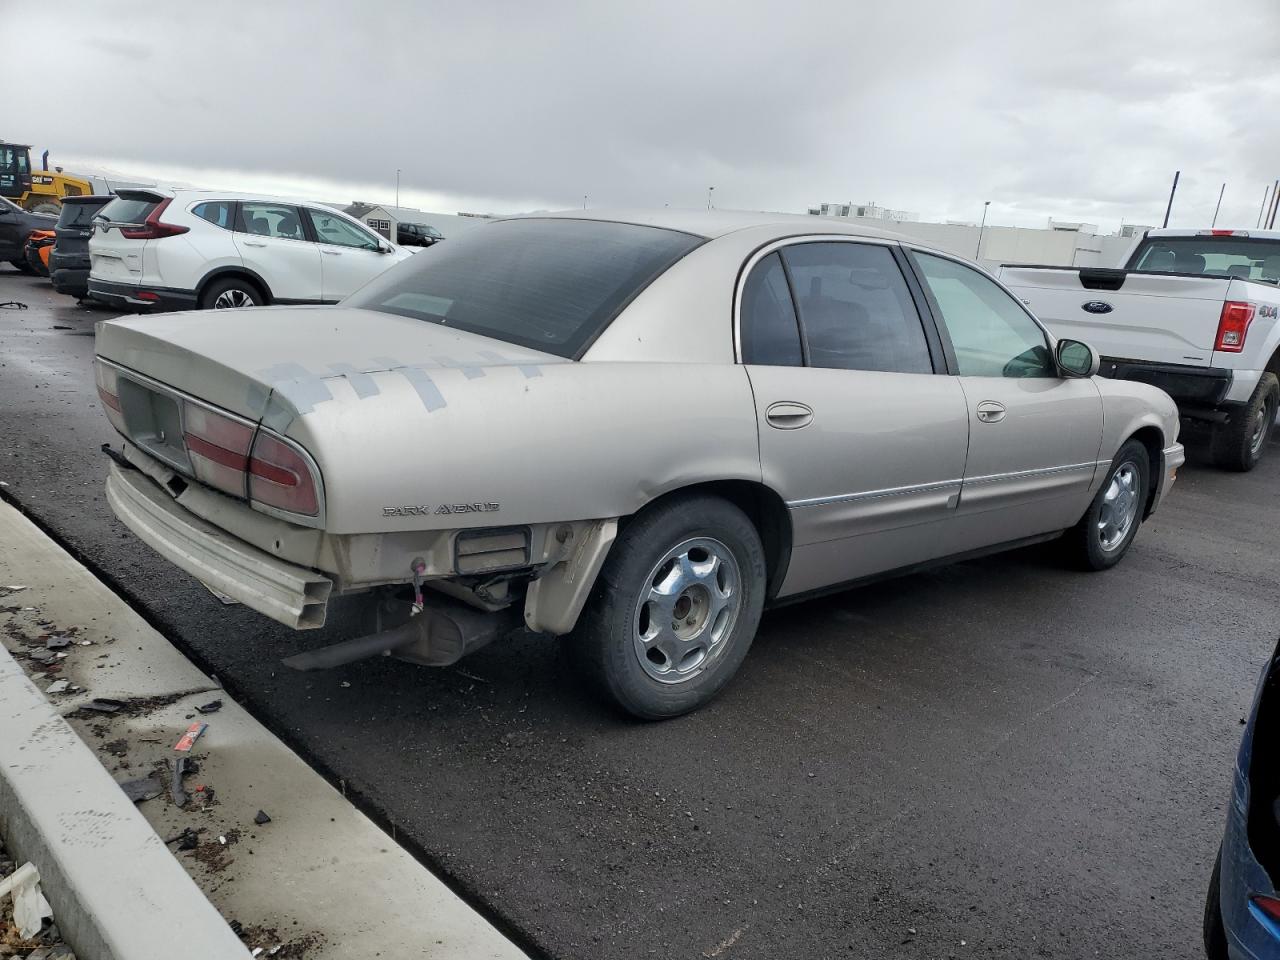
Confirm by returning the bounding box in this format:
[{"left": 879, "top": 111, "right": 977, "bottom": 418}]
[{"left": 281, "top": 361, "right": 762, "bottom": 535}]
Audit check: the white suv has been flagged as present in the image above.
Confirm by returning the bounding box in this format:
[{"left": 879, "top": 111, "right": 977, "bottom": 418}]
[{"left": 88, "top": 189, "right": 411, "bottom": 311}]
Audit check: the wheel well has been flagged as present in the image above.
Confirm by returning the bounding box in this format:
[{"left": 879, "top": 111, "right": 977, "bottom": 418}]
[
  {"left": 1266, "top": 346, "right": 1280, "bottom": 379},
  {"left": 197, "top": 269, "right": 271, "bottom": 306},
  {"left": 1128, "top": 425, "right": 1164, "bottom": 518},
  {"left": 628, "top": 480, "right": 793, "bottom": 599}
]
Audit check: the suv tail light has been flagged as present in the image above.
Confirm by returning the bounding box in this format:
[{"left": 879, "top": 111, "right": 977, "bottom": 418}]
[
  {"left": 1215, "top": 300, "right": 1255, "bottom": 353},
  {"left": 119, "top": 197, "right": 190, "bottom": 240},
  {"left": 248, "top": 432, "right": 320, "bottom": 517},
  {"left": 1252, "top": 895, "right": 1280, "bottom": 924},
  {"left": 94, "top": 361, "right": 126, "bottom": 434}
]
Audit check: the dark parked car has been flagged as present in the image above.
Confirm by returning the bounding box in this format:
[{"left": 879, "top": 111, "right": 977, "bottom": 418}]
[
  {"left": 1205, "top": 636, "right": 1280, "bottom": 958},
  {"left": 396, "top": 221, "right": 443, "bottom": 247},
  {"left": 50, "top": 195, "right": 112, "bottom": 298},
  {"left": 0, "top": 195, "right": 56, "bottom": 273}
]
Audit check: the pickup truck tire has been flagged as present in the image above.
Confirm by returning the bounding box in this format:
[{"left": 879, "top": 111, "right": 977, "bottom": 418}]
[
  {"left": 1064, "top": 439, "right": 1150, "bottom": 571},
  {"left": 1211, "top": 373, "right": 1278, "bottom": 472},
  {"left": 568, "top": 495, "right": 766, "bottom": 720}
]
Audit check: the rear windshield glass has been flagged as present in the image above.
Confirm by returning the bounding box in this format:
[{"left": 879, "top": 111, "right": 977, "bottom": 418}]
[
  {"left": 57, "top": 199, "right": 110, "bottom": 228},
  {"left": 98, "top": 195, "right": 160, "bottom": 225},
  {"left": 346, "top": 218, "right": 704, "bottom": 358},
  {"left": 1129, "top": 236, "right": 1280, "bottom": 283}
]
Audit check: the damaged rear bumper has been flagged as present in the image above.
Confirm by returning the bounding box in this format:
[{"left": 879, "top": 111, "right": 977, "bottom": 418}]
[{"left": 106, "top": 461, "right": 333, "bottom": 628}]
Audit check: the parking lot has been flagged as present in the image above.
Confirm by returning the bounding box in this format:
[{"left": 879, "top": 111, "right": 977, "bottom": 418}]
[{"left": 0, "top": 263, "right": 1276, "bottom": 958}]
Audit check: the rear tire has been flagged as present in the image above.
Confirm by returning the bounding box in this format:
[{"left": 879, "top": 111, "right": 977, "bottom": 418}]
[
  {"left": 1203, "top": 845, "right": 1228, "bottom": 960},
  {"left": 199, "top": 276, "right": 264, "bottom": 310},
  {"left": 1211, "top": 373, "right": 1278, "bottom": 472},
  {"left": 567, "top": 495, "right": 766, "bottom": 720},
  {"left": 1063, "top": 438, "right": 1150, "bottom": 571}
]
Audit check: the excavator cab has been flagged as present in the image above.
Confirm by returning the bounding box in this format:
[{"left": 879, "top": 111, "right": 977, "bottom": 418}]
[{"left": 0, "top": 141, "right": 91, "bottom": 214}]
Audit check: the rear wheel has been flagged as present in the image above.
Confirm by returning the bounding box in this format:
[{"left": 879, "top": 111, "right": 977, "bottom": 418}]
[
  {"left": 567, "top": 495, "right": 766, "bottom": 720},
  {"left": 1203, "top": 845, "right": 1228, "bottom": 960},
  {"left": 1063, "top": 438, "right": 1150, "bottom": 571},
  {"left": 1211, "top": 373, "right": 1278, "bottom": 472},
  {"left": 200, "top": 276, "right": 264, "bottom": 310}
]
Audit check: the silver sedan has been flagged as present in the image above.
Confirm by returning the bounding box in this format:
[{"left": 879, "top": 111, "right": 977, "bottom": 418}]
[{"left": 94, "top": 210, "right": 1184, "bottom": 719}]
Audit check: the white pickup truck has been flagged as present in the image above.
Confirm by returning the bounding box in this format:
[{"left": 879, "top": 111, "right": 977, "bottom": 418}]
[{"left": 999, "top": 229, "right": 1280, "bottom": 471}]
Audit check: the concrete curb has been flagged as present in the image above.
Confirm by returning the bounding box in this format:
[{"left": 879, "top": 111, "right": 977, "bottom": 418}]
[{"left": 0, "top": 643, "right": 251, "bottom": 960}]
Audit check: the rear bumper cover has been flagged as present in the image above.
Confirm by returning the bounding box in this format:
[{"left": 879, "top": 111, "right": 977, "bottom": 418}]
[
  {"left": 1098, "top": 356, "right": 1232, "bottom": 418},
  {"left": 88, "top": 278, "right": 198, "bottom": 312},
  {"left": 50, "top": 266, "right": 89, "bottom": 296},
  {"left": 105, "top": 460, "right": 332, "bottom": 628}
]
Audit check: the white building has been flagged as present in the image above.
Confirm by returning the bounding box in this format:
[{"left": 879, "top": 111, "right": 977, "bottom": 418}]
[
  {"left": 808, "top": 201, "right": 919, "bottom": 222},
  {"left": 806, "top": 208, "right": 1151, "bottom": 269},
  {"left": 339, "top": 203, "right": 489, "bottom": 241}
]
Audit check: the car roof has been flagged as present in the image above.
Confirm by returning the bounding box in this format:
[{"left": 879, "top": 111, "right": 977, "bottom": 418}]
[
  {"left": 114, "top": 187, "right": 354, "bottom": 209},
  {"left": 505, "top": 208, "right": 914, "bottom": 243},
  {"left": 1145, "top": 228, "right": 1280, "bottom": 241}
]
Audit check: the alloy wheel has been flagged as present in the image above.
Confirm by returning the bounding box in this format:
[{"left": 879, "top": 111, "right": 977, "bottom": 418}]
[
  {"left": 1097, "top": 461, "right": 1141, "bottom": 553},
  {"left": 213, "top": 288, "right": 255, "bottom": 309}
]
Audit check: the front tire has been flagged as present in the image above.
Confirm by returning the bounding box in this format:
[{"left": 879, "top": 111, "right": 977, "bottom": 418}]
[
  {"left": 1211, "top": 372, "right": 1278, "bottom": 472},
  {"left": 568, "top": 495, "right": 766, "bottom": 720},
  {"left": 1064, "top": 438, "right": 1150, "bottom": 571},
  {"left": 199, "top": 276, "right": 264, "bottom": 310}
]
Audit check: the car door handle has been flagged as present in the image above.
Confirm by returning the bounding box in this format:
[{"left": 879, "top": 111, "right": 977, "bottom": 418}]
[
  {"left": 765, "top": 401, "right": 814, "bottom": 430},
  {"left": 321, "top": 249, "right": 342, "bottom": 256},
  {"left": 241, "top": 240, "right": 267, "bottom": 247},
  {"left": 976, "top": 401, "right": 1006, "bottom": 423}
]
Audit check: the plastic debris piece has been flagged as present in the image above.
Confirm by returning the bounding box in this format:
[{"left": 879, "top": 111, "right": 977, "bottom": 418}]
[
  {"left": 251, "top": 949, "right": 263, "bottom": 957},
  {"left": 45, "top": 636, "right": 71, "bottom": 650},
  {"left": 218, "top": 835, "right": 227, "bottom": 845},
  {"left": 173, "top": 721, "right": 207, "bottom": 752},
  {"left": 28, "top": 649, "right": 55, "bottom": 665},
  {"left": 340, "top": 681, "right": 351, "bottom": 688},
  {"left": 171, "top": 757, "right": 192, "bottom": 808},
  {"left": 83, "top": 698, "right": 125, "bottom": 714},
  {"left": 0, "top": 862, "right": 53, "bottom": 938},
  {"left": 78, "top": 640, "right": 92, "bottom": 646},
  {"left": 46, "top": 680, "right": 70, "bottom": 694},
  {"left": 171, "top": 827, "right": 200, "bottom": 850},
  {"left": 196, "top": 699, "right": 223, "bottom": 714},
  {"left": 119, "top": 774, "right": 162, "bottom": 803},
  {"left": 254, "top": 809, "right": 271, "bottom": 825},
  {"left": 2, "top": 585, "right": 28, "bottom": 592}
]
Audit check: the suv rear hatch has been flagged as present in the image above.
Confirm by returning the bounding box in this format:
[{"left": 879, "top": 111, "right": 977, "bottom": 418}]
[
  {"left": 90, "top": 189, "right": 168, "bottom": 283},
  {"left": 54, "top": 196, "right": 111, "bottom": 262}
]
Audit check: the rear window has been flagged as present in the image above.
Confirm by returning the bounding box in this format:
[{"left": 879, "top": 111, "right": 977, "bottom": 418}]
[
  {"left": 57, "top": 199, "right": 110, "bottom": 228},
  {"left": 1129, "top": 236, "right": 1280, "bottom": 283},
  {"left": 346, "top": 218, "right": 704, "bottom": 358},
  {"left": 98, "top": 195, "right": 161, "bottom": 225}
]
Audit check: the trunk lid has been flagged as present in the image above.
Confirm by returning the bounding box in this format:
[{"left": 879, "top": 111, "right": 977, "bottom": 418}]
[
  {"left": 95, "top": 305, "right": 569, "bottom": 423},
  {"left": 55, "top": 196, "right": 111, "bottom": 258},
  {"left": 999, "top": 265, "right": 1233, "bottom": 365},
  {"left": 89, "top": 189, "right": 166, "bottom": 281}
]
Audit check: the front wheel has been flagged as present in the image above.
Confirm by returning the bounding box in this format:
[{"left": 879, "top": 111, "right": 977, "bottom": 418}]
[
  {"left": 1063, "top": 438, "right": 1150, "bottom": 571},
  {"left": 199, "top": 276, "right": 264, "bottom": 310},
  {"left": 567, "top": 495, "right": 766, "bottom": 720}
]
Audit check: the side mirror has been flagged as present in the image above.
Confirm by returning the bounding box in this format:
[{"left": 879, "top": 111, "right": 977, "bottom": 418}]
[
  {"left": 1057, "top": 339, "right": 1099, "bottom": 378},
  {"left": 379, "top": 242, "right": 393, "bottom": 254}
]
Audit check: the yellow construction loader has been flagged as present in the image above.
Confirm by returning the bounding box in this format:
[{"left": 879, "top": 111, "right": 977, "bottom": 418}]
[{"left": 0, "top": 141, "right": 93, "bottom": 214}]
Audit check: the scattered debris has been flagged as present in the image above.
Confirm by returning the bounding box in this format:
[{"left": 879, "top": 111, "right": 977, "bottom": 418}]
[
  {"left": 118, "top": 774, "right": 163, "bottom": 803},
  {"left": 45, "top": 635, "right": 71, "bottom": 650},
  {"left": 171, "top": 757, "right": 194, "bottom": 808},
  {"left": 165, "top": 828, "right": 200, "bottom": 851},
  {"left": 339, "top": 681, "right": 351, "bottom": 688},
  {"left": 173, "top": 721, "right": 208, "bottom": 752},
  {"left": 0, "top": 301, "right": 29, "bottom": 310},
  {"left": 102, "top": 739, "right": 128, "bottom": 758},
  {"left": 254, "top": 809, "right": 272, "bottom": 825},
  {"left": 194, "top": 784, "right": 215, "bottom": 805},
  {"left": 82, "top": 698, "right": 125, "bottom": 715},
  {"left": 196, "top": 699, "right": 223, "bottom": 714},
  {"left": 27, "top": 649, "right": 55, "bottom": 665},
  {"left": 454, "top": 667, "right": 491, "bottom": 684},
  {"left": 45, "top": 680, "right": 69, "bottom": 694},
  {"left": 0, "top": 862, "right": 53, "bottom": 939},
  {"left": 1, "top": 585, "right": 28, "bottom": 594}
]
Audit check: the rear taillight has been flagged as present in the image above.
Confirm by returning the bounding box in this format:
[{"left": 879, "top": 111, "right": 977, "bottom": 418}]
[
  {"left": 1215, "top": 300, "right": 1256, "bottom": 353},
  {"left": 183, "top": 404, "right": 254, "bottom": 497},
  {"left": 1251, "top": 895, "right": 1280, "bottom": 924},
  {"left": 120, "top": 197, "right": 189, "bottom": 240},
  {"left": 248, "top": 433, "right": 319, "bottom": 517},
  {"left": 94, "top": 361, "right": 126, "bottom": 434}
]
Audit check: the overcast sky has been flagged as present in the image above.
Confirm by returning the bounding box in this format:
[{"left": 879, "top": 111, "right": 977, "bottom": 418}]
[{"left": 8, "top": 0, "right": 1280, "bottom": 231}]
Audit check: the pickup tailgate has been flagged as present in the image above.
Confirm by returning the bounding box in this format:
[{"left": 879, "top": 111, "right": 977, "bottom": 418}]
[{"left": 998, "top": 266, "right": 1231, "bottom": 366}]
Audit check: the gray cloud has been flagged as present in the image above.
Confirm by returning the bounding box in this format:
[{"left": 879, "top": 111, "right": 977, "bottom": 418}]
[{"left": 8, "top": 0, "right": 1280, "bottom": 230}]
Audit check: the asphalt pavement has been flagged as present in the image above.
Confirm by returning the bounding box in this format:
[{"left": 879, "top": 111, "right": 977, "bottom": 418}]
[{"left": 1, "top": 265, "right": 1275, "bottom": 959}]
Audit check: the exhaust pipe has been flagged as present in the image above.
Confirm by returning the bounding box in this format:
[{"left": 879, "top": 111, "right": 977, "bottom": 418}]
[{"left": 282, "top": 594, "right": 521, "bottom": 672}]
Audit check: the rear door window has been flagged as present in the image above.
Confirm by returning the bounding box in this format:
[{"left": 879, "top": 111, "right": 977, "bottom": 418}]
[
  {"left": 781, "top": 242, "right": 934, "bottom": 374},
  {"left": 239, "top": 203, "right": 307, "bottom": 241},
  {"left": 346, "top": 218, "right": 703, "bottom": 358},
  {"left": 740, "top": 251, "right": 803, "bottom": 366},
  {"left": 192, "top": 200, "right": 235, "bottom": 229}
]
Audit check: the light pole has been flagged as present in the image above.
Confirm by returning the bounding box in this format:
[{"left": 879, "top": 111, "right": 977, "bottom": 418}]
[
  {"left": 975, "top": 200, "right": 990, "bottom": 258},
  {"left": 707, "top": 186, "right": 715, "bottom": 210},
  {"left": 583, "top": 194, "right": 588, "bottom": 209},
  {"left": 395, "top": 169, "right": 401, "bottom": 213}
]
